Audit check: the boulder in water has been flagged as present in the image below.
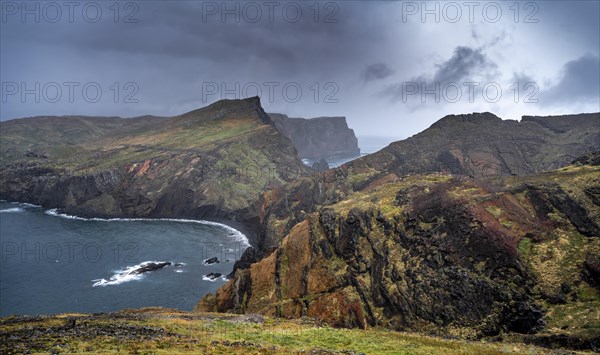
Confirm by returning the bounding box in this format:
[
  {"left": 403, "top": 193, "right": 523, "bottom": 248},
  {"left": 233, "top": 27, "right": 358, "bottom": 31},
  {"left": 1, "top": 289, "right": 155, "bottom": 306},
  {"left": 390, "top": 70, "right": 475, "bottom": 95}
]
[
  {"left": 204, "top": 257, "right": 219, "bottom": 265},
  {"left": 204, "top": 272, "right": 222, "bottom": 281},
  {"left": 131, "top": 262, "right": 171, "bottom": 275}
]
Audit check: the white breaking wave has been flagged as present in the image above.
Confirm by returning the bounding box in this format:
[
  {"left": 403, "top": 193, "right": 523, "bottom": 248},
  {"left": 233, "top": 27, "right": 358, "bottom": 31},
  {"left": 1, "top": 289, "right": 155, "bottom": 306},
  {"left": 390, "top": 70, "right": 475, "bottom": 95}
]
[
  {"left": 0, "top": 207, "right": 24, "bottom": 213},
  {"left": 20, "top": 202, "right": 41, "bottom": 208},
  {"left": 46, "top": 209, "right": 88, "bottom": 220},
  {"left": 92, "top": 260, "right": 172, "bottom": 287},
  {"left": 202, "top": 275, "right": 227, "bottom": 282},
  {"left": 2, "top": 201, "right": 41, "bottom": 207},
  {"left": 44, "top": 209, "right": 250, "bottom": 247}
]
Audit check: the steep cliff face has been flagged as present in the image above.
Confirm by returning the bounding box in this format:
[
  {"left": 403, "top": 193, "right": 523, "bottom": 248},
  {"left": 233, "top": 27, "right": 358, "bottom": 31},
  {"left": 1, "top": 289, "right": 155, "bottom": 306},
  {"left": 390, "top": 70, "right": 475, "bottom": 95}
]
[
  {"left": 197, "top": 160, "right": 600, "bottom": 342},
  {"left": 269, "top": 113, "right": 360, "bottom": 161},
  {"left": 0, "top": 97, "right": 308, "bottom": 235}
]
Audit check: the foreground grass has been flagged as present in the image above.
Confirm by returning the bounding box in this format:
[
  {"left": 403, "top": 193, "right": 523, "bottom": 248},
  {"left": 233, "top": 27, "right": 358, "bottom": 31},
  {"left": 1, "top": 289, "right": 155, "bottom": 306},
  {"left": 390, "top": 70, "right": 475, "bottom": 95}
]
[{"left": 0, "top": 308, "right": 589, "bottom": 354}]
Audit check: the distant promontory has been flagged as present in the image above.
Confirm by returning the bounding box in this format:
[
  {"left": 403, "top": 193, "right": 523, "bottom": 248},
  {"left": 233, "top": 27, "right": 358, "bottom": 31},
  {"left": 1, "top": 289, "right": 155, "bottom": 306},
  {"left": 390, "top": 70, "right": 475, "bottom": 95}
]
[{"left": 269, "top": 113, "right": 360, "bottom": 161}]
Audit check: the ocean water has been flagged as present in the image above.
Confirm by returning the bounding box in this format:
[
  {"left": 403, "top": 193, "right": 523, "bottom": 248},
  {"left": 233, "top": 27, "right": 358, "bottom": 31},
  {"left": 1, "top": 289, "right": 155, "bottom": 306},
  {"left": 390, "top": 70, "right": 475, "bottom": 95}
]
[
  {"left": 0, "top": 201, "right": 249, "bottom": 316},
  {"left": 301, "top": 135, "right": 403, "bottom": 168}
]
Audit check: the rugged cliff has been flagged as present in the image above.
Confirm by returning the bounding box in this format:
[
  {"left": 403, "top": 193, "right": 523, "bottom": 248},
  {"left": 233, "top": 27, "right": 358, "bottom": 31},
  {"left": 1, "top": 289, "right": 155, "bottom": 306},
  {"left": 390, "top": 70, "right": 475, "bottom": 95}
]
[
  {"left": 0, "top": 97, "right": 308, "bottom": 238},
  {"left": 198, "top": 157, "right": 600, "bottom": 347},
  {"left": 197, "top": 111, "right": 600, "bottom": 349},
  {"left": 268, "top": 113, "right": 360, "bottom": 161}
]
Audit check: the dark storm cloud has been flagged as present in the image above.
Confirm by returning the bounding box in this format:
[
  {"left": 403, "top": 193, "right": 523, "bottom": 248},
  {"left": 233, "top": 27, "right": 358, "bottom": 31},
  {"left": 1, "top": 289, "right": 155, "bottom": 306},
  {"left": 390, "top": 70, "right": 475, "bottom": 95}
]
[
  {"left": 1, "top": 1, "right": 599, "bottom": 136},
  {"left": 1, "top": 2, "right": 387, "bottom": 76},
  {"left": 383, "top": 46, "right": 497, "bottom": 102},
  {"left": 362, "top": 63, "right": 394, "bottom": 83},
  {"left": 1, "top": 1, "right": 398, "bottom": 121},
  {"left": 539, "top": 54, "right": 600, "bottom": 106},
  {"left": 430, "top": 46, "right": 494, "bottom": 84}
]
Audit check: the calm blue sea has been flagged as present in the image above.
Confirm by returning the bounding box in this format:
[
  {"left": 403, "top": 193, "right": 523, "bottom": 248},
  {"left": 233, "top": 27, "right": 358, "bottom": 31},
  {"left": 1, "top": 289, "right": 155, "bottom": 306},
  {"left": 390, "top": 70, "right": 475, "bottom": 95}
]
[{"left": 0, "top": 201, "right": 248, "bottom": 316}]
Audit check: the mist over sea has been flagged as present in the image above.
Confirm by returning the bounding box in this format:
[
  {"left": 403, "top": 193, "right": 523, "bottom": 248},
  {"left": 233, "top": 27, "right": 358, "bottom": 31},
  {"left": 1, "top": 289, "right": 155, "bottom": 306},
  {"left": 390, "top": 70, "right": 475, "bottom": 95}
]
[{"left": 0, "top": 201, "right": 248, "bottom": 316}]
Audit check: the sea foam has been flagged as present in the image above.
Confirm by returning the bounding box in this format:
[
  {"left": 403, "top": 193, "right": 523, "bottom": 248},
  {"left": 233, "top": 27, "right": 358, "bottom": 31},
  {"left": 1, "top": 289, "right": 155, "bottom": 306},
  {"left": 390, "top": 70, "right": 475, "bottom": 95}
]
[
  {"left": 92, "top": 260, "right": 173, "bottom": 287},
  {"left": 45, "top": 209, "right": 250, "bottom": 247},
  {"left": 0, "top": 207, "right": 24, "bottom": 213}
]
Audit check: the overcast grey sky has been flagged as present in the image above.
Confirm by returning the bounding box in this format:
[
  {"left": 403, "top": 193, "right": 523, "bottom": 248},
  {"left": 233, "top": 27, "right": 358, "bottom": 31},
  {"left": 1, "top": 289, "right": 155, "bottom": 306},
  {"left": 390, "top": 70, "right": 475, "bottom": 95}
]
[{"left": 1, "top": 1, "right": 599, "bottom": 138}]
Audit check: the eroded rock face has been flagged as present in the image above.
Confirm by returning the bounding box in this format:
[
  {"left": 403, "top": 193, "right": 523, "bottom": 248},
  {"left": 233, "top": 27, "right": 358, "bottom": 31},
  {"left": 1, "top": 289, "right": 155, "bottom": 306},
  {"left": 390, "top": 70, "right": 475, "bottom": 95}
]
[
  {"left": 269, "top": 113, "right": 360, "bottom": 161},
  {"left": 196, "top": 113, "right": 599, "bottom": 340},
  {"left": 198, "top": 161, "right": 600, "bottom": 338},
  {"left": 200, "top": 183, "right": 520, "bottom": 334}
]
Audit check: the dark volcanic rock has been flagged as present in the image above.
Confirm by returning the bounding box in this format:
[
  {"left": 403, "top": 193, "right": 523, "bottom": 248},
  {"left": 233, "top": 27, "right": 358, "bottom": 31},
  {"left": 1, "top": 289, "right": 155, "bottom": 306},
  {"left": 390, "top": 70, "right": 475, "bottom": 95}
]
[
  {"left": 269, "top": 113, "right": 360, "bottom": 161},
  {"left": 204, "top": 257, "right": 219, "bottom": 265},
  {"left": 527, "top": 184, "right": 600, "bottom": 237},
  {"left": 228, "top": 246, "right": 263, "bottom": 278},
  {"left": 573, "top": 151, "right": 600, "bottom": 166},
  {"left": 584, "top": 253, "right": 600, "bottom": 289},
  {"left": 205, "top": 272, "right": 222, "bottom": 281},
  {"left": 131, "top": 262, "right": 171, "bottom": 275}
]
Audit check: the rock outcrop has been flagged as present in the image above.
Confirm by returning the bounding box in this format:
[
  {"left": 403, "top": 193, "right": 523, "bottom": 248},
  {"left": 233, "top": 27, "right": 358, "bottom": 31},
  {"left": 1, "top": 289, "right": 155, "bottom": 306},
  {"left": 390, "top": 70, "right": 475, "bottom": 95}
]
[{"left": 269, "top": 113, "right": 360, "bottom": 161}]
